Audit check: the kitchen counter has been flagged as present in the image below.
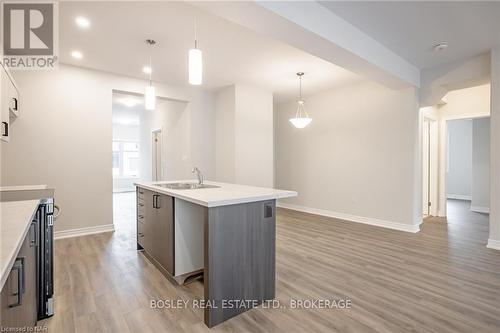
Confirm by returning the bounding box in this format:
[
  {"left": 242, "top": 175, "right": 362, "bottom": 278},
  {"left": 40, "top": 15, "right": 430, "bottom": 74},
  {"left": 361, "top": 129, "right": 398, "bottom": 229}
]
[
  {"left": 135, "top": 180, "right": 297, "bottom": 327},
  {"left": 0, "top": 200, "right": 40, "bottom": 289},
  {"left": 134, "top": 180, "right": 297, "bottom": 207}
]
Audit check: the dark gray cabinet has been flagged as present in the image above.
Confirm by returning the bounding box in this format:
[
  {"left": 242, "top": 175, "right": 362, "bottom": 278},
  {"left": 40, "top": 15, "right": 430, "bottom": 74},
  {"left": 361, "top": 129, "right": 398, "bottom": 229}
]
[
  {"left": 1, "top": 222, "right": 38, "bottom": 329},
  {"left": 137, "top": 187, "right": 175, "bottom": 276}
]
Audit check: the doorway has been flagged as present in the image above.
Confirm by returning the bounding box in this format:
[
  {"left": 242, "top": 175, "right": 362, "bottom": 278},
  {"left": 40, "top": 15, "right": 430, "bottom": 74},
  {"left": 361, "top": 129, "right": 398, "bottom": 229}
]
[
  {"left": 112, "top": 91, "right": 152, "bottom": 239},
  {"left": 111, "top": 89, "right": 189, "bottom": 236},
  {"left": 444, "top": 117, "right": 490, "bottom": 216}
]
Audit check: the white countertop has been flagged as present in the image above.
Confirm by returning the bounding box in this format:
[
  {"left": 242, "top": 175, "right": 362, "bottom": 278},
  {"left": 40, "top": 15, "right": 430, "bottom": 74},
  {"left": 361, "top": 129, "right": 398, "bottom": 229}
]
[
  {"left": 134, "top": 180, "right": 297, "bottom": 207},
  {"left": 0, "top": 200, "right": 40, "bottom": 290}
]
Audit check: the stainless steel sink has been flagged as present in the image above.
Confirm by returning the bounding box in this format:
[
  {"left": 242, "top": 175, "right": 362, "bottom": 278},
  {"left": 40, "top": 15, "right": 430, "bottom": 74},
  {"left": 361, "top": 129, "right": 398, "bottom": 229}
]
[{"left": 157, "top": 183, "right": 220, "bottom": 190}]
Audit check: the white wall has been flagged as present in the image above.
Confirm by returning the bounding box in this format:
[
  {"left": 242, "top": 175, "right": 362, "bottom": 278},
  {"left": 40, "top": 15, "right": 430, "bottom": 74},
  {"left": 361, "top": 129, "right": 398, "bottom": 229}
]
[
  {"left": 446, "top": 119, "right": 473, "bottom": 200},
  {"left": 276, "top": 80, "right": 421, "bottom": 230},
  {"left": 215, "top": 86, "right": 235, "bottom": 183},
  {"left": 215, "top": 84, "right": 274, "bottom": 188},
  {"left": 234, "top": 84, "right": 274, "bottom": 187},
  {"left": 471, "top": 118, "right": 490, "bottom": 212},
  {"left": 1, "top": 64, "right": 215, "bottom": 232}
]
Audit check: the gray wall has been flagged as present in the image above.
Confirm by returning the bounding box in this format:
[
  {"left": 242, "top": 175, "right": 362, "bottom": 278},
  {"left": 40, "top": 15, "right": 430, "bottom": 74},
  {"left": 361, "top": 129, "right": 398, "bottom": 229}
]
[
  {"left": 447, "top": 119, "right": 473, "bottom": 199},
  {"left": 471, "top": 118, "right": 490, "bottom": 212},
  {"left": 276, "top": 80, "right": 421, "bottom": 228}
]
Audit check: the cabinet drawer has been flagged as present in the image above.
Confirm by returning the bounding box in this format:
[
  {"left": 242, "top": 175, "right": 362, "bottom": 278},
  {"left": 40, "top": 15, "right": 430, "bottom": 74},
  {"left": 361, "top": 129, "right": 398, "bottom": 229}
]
[
  {"left": 137, "top": 222, "right": 146, "bottom": 245},
  {"left": 137, "top": 200, "right": 145, "bottom": 210},
  {"left": 137, "top": 212, "right": 145, "bottom": 223}
]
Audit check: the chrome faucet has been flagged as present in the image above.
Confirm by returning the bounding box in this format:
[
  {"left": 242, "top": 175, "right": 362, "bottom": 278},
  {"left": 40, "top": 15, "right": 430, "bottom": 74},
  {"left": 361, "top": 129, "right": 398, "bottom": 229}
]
[{"left": 192, "top": 167, "right": 204, "bottom": 185}]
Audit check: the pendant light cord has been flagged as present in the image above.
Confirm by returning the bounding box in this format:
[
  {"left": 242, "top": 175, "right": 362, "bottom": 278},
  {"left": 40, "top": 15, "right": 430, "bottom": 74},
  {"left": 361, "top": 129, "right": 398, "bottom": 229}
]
[
  {"left": 149, "top": 55, "right": 152, "bottom": 86},
  {"left": 296, "top": 73, "right": 310, "bottom": 119},
  {"left": 194, "top": 17, "right": 198, "bottom": 49},
  {"left": 145, "top": 39, "right": 156, "bottom": 86},
  {"left": 299, "top": 74, "right": 302, "bottom": 101}
]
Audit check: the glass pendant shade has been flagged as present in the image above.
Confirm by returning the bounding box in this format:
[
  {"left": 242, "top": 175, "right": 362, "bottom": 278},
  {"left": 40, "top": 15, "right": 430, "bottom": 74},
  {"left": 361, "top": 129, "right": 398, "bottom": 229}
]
[
  {"left": 289, "top": 99, "right": 312, "bottom": 129},
  {"left": 189, "top": 48, "right": 203, "bottom": 85},
  {"left": 145, "top": 85, "right": 156, "bottom": 110},
  {"left": 144, "top": 40, "right": 156, "bottom": 111},
  {"left": 289, "top": 117, "right": 312, "bottom": 129}
]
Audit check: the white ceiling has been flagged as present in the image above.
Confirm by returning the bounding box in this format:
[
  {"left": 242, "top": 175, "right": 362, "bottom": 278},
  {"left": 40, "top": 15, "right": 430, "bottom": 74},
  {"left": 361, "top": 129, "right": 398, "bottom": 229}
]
[
  {"left": 60, "top": 1, "right": 360, "bottom": 102},
  {"left": 320, "top": 1, "right": 500, "bottom": 70}
]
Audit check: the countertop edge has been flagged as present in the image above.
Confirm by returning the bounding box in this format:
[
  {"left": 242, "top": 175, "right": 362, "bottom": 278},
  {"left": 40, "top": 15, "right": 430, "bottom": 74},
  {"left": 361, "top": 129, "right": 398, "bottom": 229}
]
[
  {"left": 0, "top": 199, "right": 40, "bottom": 290},
  {"left": 135, "top": 182, "right": 297, "bottom": 207}
]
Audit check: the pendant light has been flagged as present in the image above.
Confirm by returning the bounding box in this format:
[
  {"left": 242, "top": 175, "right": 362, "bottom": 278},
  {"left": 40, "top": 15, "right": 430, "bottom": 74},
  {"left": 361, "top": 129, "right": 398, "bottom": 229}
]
[
  {"left": 188, "top": 18, "right": 202, "bottom": 85},
  {"left": 145, "top": 39, "right": 156, "bottom": 110},
  {"left": 289, "top": 72, "right": 312, "bottom": 129}
]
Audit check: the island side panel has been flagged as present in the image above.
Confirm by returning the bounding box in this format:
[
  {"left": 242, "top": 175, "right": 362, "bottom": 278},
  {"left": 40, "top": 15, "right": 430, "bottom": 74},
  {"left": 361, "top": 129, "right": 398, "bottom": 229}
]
[{"left": 204, "top": 199, "right": 276, "bottom": 327}]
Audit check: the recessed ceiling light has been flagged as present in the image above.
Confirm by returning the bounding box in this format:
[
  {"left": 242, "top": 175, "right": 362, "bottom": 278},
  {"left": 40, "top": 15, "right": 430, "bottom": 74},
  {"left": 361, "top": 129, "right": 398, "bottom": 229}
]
[
  {"left": 142, "top": 66, "right": 152, "bottom": 74},
  {"left": 434, "top": 42, "right": 448, "bottom": 51},
  {"left": 71, "top": 51, "right": 83, "bottom": 59},
  {"left": 75, "top": 16, "right": 90, "bottom": 29}
]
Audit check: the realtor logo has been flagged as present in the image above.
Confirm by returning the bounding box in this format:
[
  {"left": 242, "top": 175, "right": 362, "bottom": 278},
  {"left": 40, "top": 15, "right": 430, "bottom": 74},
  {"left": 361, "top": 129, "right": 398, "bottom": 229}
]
[{"left": 2, "top": 1, "right": 58, "bottom": 70}]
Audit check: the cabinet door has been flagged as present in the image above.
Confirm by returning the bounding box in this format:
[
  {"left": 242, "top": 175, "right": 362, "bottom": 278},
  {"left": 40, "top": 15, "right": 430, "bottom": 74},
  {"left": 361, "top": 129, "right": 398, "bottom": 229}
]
[
  {"left": 23, "top": 222, "right": 38, "bottom": 326},
  {"left": 141, "top": 189, "right": 156, "bottom": 255},
  {"left": 153, "top": 194, "right": 174, "bottom": 275},
  {"left": 1, "top": 259, "right": 24, "bottom": 328},
  {"left": 0, "top": 227, "right": 37, "bottom": 329},
  {"left": 0, "top": 67, "right": 10, "bottom": 141}
]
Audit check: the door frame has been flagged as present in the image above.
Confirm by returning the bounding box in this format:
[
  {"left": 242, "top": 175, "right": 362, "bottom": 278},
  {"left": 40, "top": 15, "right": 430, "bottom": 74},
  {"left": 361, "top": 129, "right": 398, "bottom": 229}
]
[
  {"left": 438, "top": 114, "right": 490, "bottom": 217},
  {"left": 422, "top": 116, "right": 439, "bottom": 217},
  {"left": 152, "top": 128, "right": 163, "bottom": 181}
]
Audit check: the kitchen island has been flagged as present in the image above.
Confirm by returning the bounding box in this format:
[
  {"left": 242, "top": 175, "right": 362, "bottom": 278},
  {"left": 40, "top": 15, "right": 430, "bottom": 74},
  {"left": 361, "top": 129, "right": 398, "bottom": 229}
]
[{"left": 134, "top": 180, "right": 297, "bottom": 327}]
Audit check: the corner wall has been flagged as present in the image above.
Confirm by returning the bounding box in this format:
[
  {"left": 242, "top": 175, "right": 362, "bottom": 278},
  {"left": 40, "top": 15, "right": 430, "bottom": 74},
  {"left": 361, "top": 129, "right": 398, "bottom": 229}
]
[
  {"left": 276, "top": 80, "right": 421, "bottom": 232},
  {"left": 215, "top": 84, "right": 274, "bottom": 187}
]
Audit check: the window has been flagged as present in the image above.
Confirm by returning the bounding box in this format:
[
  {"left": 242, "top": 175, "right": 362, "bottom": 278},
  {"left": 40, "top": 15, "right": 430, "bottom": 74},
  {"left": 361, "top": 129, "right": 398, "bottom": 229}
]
[{"left": 112, "top": 141, "right": 140, "bottom": 178}]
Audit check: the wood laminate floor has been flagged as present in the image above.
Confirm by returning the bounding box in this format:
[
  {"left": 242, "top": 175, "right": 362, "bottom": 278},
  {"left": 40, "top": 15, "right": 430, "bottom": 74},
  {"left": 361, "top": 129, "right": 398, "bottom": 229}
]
[{"left": 39, "top": 195, "right": 500, "bottom": 333}]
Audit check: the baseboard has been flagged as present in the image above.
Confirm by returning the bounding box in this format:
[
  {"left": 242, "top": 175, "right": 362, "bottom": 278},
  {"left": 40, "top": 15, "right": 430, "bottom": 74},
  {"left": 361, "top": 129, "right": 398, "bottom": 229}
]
[
  {"left": 487, "top": 239, "right": 500, "bottom": 251},
  {"left": 446, "top": 194, "right": 471, "bottom": 201},
  {"left": 277, "top": 202, "right": 420, "bottom": 233},
  {"left": 470, "top": 206, "right": 490, "bottom": 214},
  {"left": 54, "top": 224, "right": 115, "bottom": 240}
]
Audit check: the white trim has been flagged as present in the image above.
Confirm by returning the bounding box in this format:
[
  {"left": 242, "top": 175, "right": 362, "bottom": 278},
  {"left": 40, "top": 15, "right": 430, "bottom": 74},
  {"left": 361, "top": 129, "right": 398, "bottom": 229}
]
[
  {"left": 54, "top": 224, "right": 115, "bottom": 240},
  {"left": 446, "top": 194, "right": 472, "bottom": 201},
  {"left": 487, "top": 239, "right": 500, "bottom": 251},
  {"left": 470, "top": 206, "right": 490, "bottom": 214},
  {"left": 277, "top": 202, "right": 421, "bottom": 233}
]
